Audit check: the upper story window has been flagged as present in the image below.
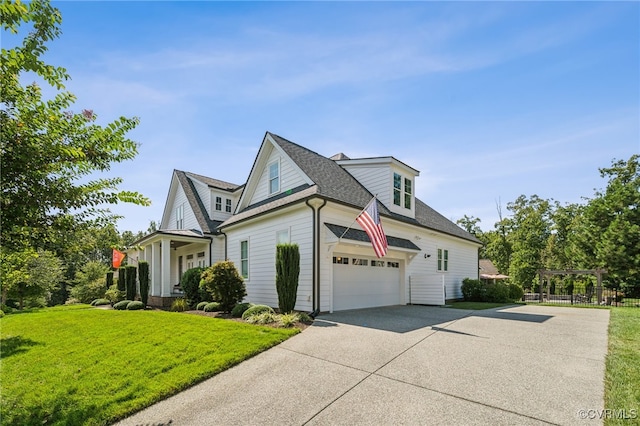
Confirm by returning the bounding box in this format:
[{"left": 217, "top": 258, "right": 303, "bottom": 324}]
[
  {"left": 437, "top": 248, "right": 449, "bottom": 272},
  {"left": 393, "top": 173, "right": 412, "bottom": 209},
  {"left": 215, "top": 196, "right": 222, "bottom": 211},
  {"left": 176, "top": 204, "right": 184, "bottom": 229},
  {"left": 225, "top": 198, "right": 232, "bottom": 213},
  {"left": 269, "top": 161, "right": 280, "bottom": 195}
]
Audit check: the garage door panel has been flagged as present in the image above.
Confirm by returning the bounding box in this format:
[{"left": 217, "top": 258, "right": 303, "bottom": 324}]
[{"left": 333, "top": 255, "right": 401, "bottom": 311}]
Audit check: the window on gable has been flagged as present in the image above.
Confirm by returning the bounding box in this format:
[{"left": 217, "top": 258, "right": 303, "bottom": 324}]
[
  {"left": 215, "top": 196, "right": 222, "bottom": 211},
  {"left": 240, "top": 240, "right": 249, "bottom": 279},
  {"left": 269, "top": 161, "right": 280, "bottom": 195},
  {"left": 404, "top": 178, "right": 412, "bottom": 209},
  {"left": 225, "top": 198, "right": 232, "bottom": 213},
  {"left": 393, "top": 173, "right": 402, "bottom": 206},
  {"left": 437, "top": 248, "right": 449, "bottom": 272},
  {"left": 176, "top": 204, "right": 184, "bottom": 229}
]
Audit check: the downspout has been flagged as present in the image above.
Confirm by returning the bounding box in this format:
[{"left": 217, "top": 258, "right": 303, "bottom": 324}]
[
  {"left": 305, "top": 198, "right": 326, "bottom": 318},
  {"left": 219, "top": 230, "right": 228, "bottom": 260}
]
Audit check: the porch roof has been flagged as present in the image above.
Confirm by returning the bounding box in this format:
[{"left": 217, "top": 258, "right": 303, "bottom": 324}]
[{"left": 325, "top": 223, "right": 420, "bottom": 251}]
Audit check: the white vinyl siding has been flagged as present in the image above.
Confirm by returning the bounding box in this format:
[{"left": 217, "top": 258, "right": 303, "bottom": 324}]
[
  {"left": 210, "top": 190, "right": 236, "bottom": 222},
  {"left": 341, "top": 166, "right": 391, "bottom": 208},
  {"left": 250, "top": 149, "right": 308, "bottom": 206},
  {"left": 225, "top": 207, "right": 313, "bottom": 311}
]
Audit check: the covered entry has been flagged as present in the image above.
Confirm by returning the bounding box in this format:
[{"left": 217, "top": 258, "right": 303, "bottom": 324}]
[{"left": 332, "top": 254, "right": 402, "bottom": 311}]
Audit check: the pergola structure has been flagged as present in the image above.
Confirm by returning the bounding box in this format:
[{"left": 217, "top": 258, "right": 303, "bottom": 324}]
[{"left": 537, "top": 269, "right": 608, "bottom": 304}]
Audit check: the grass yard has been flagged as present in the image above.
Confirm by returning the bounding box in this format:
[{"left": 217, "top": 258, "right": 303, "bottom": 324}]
[
  {"left": 604, "top": 308, "right": 640, "bottom": 425},
  {"left": 0, "top": 305, "right": 298, "bottom": 425},
  {"left": 447, "top": 301, "right": 521, "bottom": 310}
]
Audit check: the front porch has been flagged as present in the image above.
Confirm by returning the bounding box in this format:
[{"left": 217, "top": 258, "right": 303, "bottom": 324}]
[{"left": 130, "top": 230, "right": 220, "bottom": 307}]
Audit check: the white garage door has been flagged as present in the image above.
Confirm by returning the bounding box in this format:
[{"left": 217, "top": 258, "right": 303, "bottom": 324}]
[{"left": 333, "top": 254, "right": 401, "bottom": 311}]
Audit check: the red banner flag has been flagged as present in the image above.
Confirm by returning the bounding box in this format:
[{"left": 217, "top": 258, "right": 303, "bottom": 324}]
[{"left": 112, "top": 249, "right": 126, "bottom": 268}]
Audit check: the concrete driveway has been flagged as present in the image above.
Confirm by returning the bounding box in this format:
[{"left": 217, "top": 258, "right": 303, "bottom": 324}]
[{"left": 116, "top": 304, "right": 610, "bottom": 425}]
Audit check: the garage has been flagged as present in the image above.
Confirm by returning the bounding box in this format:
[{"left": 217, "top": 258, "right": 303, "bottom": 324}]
[{"left": 332, "top": 254, "right": 402, "bottom": 311}]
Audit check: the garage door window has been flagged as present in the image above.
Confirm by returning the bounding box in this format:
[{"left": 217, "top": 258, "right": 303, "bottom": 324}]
[
  {"left": 333, "top": 256, "right": 349, "bottom": 265},
  {"left": 387, "top": 261, "right": 399, "bottom": 268},
  {"left": 371, "top": 260, "right": 385, "bottom": 267},
  {"left": 352, "top": 258, "right": 368, "bottom": 266}
]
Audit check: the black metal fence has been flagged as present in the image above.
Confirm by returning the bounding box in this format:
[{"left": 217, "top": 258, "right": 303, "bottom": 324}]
[{"left": 524, "top": 285, "right": 640, "bottom": 308}]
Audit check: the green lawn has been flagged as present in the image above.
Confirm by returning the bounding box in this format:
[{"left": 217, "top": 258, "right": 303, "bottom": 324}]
[
  {"left": 0, "top": 305, "right": 298, "bottom": 425},
  {"left": 605, "top": 308, "right": 640, "bottom": 426},
  {"left": 447, "top": 301, "right": 521, "bottom": 310}
]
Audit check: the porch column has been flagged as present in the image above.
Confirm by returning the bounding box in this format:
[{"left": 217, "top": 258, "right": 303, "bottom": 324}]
[
  {"left": 160, "top": 238, "right": 172, "bottom": 297},
  {"left": 151, "top": 242, "right": 161, "bottom": 296}
]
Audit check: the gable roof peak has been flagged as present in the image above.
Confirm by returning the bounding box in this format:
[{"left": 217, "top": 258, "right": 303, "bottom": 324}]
[{"left": 329, "top": 152, "right": 350, "bottom": 161}]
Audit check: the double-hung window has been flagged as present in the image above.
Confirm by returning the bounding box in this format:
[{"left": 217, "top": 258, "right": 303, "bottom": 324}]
[
  {"left": 240, "top": 240, "right": 249, "bottom": 279},
  {"left": 225, "top": 198, "right": 232, "bottom": 213},
  {"left": 176, "top": 204, "right": 184, "bottom": 229},
  {"left": 393, "top": 173, "right": 413, "bottom": 209},
  {"left": 393, "top": 173, "right": 402, "bottom": 206},
  {"left": 437, "top": 248, "right": 449, "bottom": 272},
  {"left": 268, "top": 161, "right": 280, "bottom": 195},
  {"left": 215, "top": 196, "right": 222, "bottom": 211}
]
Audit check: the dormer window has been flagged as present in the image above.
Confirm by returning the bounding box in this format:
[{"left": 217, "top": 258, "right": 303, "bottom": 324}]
[
  {"left": 393, "top": 173, "right": 412, "bottom": 209},
  {"left": 269, "top": 161, "right": 280, "bottom": 195}
]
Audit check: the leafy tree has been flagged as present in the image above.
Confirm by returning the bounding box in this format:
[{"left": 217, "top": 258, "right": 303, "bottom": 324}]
[
  {"left": 0, "top": 248, "right": 63, "bottom": 309},
  {"left": 68, "top": 261, "right": 108, "bottom": 303},
  {"left": 1, "top": 0, "right": 149, "bottom": 253},
  {"left": 579, "top": 155, "right": 640, "bottom": 295},
  {"left": 180, "top": 267, "right": 207, "bottom": 308},
  {"left": 506, "top": 195, "right": 552, "bottom": 289},
  {"left": 200, "top": 261, "right": 246, "bottom": 312}
]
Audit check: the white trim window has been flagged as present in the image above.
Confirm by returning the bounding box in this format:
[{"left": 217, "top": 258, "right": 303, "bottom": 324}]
[
  {"left": 393, "top": 173, "right": 412, "bottom": 209},
  {"left": 176, "top": 204, "right": 184, "bottom": 229},
  {"left": 268, "top": 160, "right": 280, "bottom": 195},
  {"left": 240, "top": 240, "right": 249, "bottom": 279},
  {"left": 215, "top": 196, "right": 222, "bottom": 211},
  {"left": 276, "top": 229, "right": 290, "bottom": 245},
  {"left": 437, "top": 248, "right": 449, "bottom": 272},
  {"left": 225, "top": 198, "right": 232, "bottom": 213}
]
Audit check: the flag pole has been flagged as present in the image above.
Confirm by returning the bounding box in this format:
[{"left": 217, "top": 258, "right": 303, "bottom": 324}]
[{"left": 337, "top": 195, "right": 377, "bottom": 243}]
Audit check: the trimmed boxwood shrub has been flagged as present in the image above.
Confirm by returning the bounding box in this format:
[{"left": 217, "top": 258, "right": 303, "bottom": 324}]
[
  {"left": 90, "top": 298, "right": 111, "bottom": 306},
  {"left": 196, "top": 301, "right": 209, "bottom": 311},
  {"left": 126, "top": 301, "right": 145, "bottom": 310},
  {"left": 508, "top": 283, "right": 524, "bottom": 301},
  {"left": 203, "top": 302, "right": 221, "bottom": 312},
  {"left": 231, "top": 302, "right": 252, "bottom": 318},
  {"left": 242, "top": 304, "right": 274, "bottom": 320},
  {"left": 461, "top": 278, "right": 485, "bottom": 302},
  {"left": 485, "top": 282, "right": 510, "bottom": 303},
  {"left": 113, "top": 300, "right": 133, "bottom": 310}
]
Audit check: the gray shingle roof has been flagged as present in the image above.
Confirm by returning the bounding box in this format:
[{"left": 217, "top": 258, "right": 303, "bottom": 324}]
[
  {"left": 185, "top": 171, "right": 241, "bottom": 192},
  {"left": 175, "top": 170, "right": 225, "bottom": 234},
  {"left": 325, "top": 223, "right": 420, "bottom": 251}
]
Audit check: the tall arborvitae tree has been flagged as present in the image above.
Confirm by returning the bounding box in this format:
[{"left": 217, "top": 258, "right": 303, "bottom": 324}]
[{"left": 275, "top": 244, "right": 300, "bottom": 313}]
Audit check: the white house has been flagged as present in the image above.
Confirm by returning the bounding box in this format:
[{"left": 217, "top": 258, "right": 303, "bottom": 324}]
[{"left": 130, "top": 132, "right": 482, "bottom": 311}]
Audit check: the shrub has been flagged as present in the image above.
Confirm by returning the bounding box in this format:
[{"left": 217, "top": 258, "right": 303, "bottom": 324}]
[
  {"left": 242, "top": 304, "right": 274, "bottom": 320},
  {"left": 170, "top": 298, "right": 188, "bottom": 312},
  {"left": 180, "top": 267, "right": 206, "bottom": 308},
  {"left": 69, "top": 279, "right": 107, "bottom": 304},
  {"left": 117, "top": 267, "right": 126, "bottom": 292},
  {"left": 90, "top": 298, "right": 111, "bottom": 306},
  {"left": 245, "top": 311, "right": 278, "bottom": 325},
  {"left": 125, "top": 265, "right": 137, "bottom": 301},
  {"left": 203, "top": 302, "right": 222, "bottom": 312},
  {"left": 138, "top": 261, "right": 150, "bottom": 306},
  {"left": 200, "top": 261, "right": 246, "bottom": 312},
  {"left": 508, "top": 284, "right": 524, "bottom": 301},
  {"left": 106, "top": 271, "right": 114, "bottom": 289},
  {"left": 0, "top": 310, "right": 4, "bottom": 318},
  {"left": 105, "top": 284, "right": 126, "bottom": 304},
  {"left": 461, "top": 278, "right": 485, "bottom": 302},
  {"left": 196, "top": 301, "right": 209, "bottom": 311},
  {"left": 231, "top": 302, "right": 253, "bottom": 318},
  {"left": 278, "top": 312, "right": 300, "bottom": 328},
  {"left": 275, "top": 244, "right": 300, "bottom": 313},
  {"left": 297, "top": 312, "right": 313, "bottom": 323},
  {"left": 113, "top": 300, "right": 133, "bottom": 310},
  {"left": 65, "top": 298, "right": 81, "bottom": 305},
  {"left": 485, "top": 282, "right": 511, "bottom": 303},
  {"left": 126, "top": 301, "right": 145, "bottom": 310}
]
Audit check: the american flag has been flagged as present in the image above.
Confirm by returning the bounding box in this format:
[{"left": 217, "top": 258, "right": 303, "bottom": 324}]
[{"left": 356, "top": 197, "right": 388, "bottom": 258}]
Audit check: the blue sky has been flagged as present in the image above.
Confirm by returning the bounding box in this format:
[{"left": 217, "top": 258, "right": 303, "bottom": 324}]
[{"left": 17, "top": 1, "right": 640, "bottom": 232}]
